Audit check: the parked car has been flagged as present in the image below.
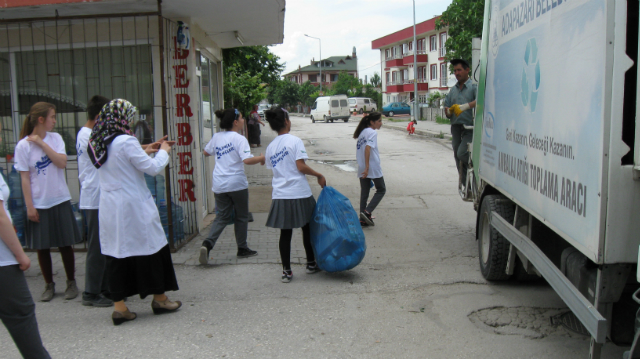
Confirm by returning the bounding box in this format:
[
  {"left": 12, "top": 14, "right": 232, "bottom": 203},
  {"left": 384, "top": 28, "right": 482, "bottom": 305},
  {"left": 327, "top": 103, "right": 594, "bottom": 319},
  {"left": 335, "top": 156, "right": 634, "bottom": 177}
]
[
  {"left": 310, "top": 95, "right": 351, "bottom": 123},
  {"left": 257, "top": 103, "right": 271, "bottom": 118},
  {"left": 382, "top": 102, "right": 411, "bottom": 117},
  {"left": 348, "top": 97, "right": 377, "bottom": 114}
]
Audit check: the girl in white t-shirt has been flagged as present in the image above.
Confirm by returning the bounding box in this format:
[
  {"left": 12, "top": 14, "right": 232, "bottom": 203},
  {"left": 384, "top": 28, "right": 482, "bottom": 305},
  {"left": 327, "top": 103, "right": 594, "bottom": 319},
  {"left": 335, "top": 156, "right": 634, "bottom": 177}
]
[
  {"left": 264, "top": 108, "right": 326, "bottom": 283},
  {"left": 0, "top": 122, "right": 51, "bottom": 358},
  {"left": 14, "top": 102, "right": 82, "bottom": 302},
  {"left": 198, "top": 108, "right": 265, "bottom": 265},
  {"left": 353, "top": 112, "right": 386, "bottom": 227}
]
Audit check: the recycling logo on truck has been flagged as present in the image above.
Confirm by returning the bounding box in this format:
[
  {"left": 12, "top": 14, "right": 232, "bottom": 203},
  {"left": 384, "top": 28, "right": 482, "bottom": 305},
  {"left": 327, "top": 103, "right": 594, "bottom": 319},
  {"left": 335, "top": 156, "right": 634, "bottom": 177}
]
[{"left": 521, "top": 38, "right": 540, "bottom": 112}]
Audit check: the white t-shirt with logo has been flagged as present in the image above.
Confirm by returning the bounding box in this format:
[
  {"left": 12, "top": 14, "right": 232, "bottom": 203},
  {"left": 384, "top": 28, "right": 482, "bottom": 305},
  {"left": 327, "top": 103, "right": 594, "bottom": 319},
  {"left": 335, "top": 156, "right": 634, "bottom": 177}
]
[
  {"left": 266, "top": 134, "right": 312, "bottom": 200},
  {"left": 356, "top": 128, "right": 383, "bottom": 179},
  {"left": 76, "top": 127, "right": 100, "bottom": 209},
  {"left": 204, "top": 131, "right": 254, "bottom": 194},
  {"left": 0, "top": 174, "right": 17, "bottom": 267},
  {"left": 14, "top": 132, "right": 72, "bottom": 209}
]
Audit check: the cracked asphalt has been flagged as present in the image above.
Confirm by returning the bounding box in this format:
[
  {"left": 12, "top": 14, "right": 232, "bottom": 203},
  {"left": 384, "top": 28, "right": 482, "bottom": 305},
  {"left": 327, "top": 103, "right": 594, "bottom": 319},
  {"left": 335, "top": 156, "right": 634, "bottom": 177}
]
[{"left": 0, "top": 116, "right": 628, "bottom": 358}]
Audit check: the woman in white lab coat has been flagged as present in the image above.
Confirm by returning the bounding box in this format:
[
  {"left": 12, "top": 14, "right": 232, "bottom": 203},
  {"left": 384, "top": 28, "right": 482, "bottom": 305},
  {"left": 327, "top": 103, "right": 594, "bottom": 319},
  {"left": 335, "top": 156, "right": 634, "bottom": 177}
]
[{"left": 88, "top": 99, "right": 181, "bottom": 325}]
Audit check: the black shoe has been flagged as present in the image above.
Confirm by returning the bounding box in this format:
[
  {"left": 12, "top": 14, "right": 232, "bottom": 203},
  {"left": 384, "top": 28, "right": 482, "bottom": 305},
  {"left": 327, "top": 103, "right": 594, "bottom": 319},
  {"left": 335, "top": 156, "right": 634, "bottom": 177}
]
[
  {"left": 306, "top": 262, "right": 321, "bottom": 274},
  {"left": 360, "top": 210, "right": 375, "bottom": 226},
  {"left": 82, "top": 292, "right": 114, "bottom": 307},
  {"left": 237, "top": 248, "right": 258, "bottom": 258},
  {"left": 360, "top": 220, "right": 369, "bottom": 227},
  {"left": 281, "top": 269, "right": 293, "bottom": 283}
]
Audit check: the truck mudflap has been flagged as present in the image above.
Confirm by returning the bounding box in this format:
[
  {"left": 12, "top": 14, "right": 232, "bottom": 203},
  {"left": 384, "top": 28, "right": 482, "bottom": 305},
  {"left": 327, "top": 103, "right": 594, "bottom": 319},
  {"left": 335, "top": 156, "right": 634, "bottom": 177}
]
[{"left": 490, "top": 210, "right": 607, "bottom": 344}]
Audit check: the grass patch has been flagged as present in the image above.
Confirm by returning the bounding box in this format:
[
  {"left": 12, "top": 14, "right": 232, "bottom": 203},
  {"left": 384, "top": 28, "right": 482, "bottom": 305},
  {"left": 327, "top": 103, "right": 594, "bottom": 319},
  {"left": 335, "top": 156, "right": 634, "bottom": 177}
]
[
  {"left": 436, "top": 131, "right": 445, "bottom": 139},
  {"left": 435, "top": 115, "right": 450, "bottom": 125}
]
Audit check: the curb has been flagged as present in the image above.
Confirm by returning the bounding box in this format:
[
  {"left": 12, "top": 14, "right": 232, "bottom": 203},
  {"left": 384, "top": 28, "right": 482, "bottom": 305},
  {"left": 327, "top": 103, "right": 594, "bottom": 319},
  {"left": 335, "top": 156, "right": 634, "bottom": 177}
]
[{"left": 383, "top": 121, "right": 451, "bottom": 140}]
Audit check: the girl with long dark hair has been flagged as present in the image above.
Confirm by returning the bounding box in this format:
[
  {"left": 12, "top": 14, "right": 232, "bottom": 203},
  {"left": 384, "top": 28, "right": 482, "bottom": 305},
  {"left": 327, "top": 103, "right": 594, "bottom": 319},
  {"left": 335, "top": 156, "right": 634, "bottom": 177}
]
[{"left": 353, "top": 112, "right": 386, "bottom": 226}]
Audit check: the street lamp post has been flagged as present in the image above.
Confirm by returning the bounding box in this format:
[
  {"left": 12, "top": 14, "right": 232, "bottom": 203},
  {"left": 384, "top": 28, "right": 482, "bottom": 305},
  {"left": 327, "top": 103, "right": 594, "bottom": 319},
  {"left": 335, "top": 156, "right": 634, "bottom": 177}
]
[
  {"left": 412, "top": 0, "right": 418, "bottom": 121},
  {"left": 305, "top": 34, "right": 322, "bottom": 93}
]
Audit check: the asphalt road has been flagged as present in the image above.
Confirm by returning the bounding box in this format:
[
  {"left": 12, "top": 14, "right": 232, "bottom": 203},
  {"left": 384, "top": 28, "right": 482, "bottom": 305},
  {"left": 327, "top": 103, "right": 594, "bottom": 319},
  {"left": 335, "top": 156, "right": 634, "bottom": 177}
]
[{"left": 0, "top": 115, "right": 628, "bottom": 358}]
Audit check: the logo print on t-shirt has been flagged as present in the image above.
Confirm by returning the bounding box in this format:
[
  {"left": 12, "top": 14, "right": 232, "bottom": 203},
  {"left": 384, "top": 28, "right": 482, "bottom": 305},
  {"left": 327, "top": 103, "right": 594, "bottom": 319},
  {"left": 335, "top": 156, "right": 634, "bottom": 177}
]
[
  {"left": 76, "top": 143, "right": 84, "bottom": 157},
  {"left": 356, "top": 137, "right": 367, "bottom": 150},
  {"left": 270, "top": 146, "right": 290, "bottom": 168},
  {"left": 35, "top": 155, "right": 52, "bottom": 175},
  {"left": 215, "top": 143, "right": 235, "bottom": 159}
]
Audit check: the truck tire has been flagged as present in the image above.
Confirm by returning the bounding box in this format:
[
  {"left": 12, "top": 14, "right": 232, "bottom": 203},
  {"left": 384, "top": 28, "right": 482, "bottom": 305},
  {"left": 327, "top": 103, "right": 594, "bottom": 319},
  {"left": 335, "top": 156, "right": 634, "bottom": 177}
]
[
  {"left": 343, "top": 118, "right": 348, "bottom": 122},
  {"left": 311, "top": 116, "right": 315, "bottom": 123},
  {"left": 478, "top": 194, "right": 515, "bottom": 281}
]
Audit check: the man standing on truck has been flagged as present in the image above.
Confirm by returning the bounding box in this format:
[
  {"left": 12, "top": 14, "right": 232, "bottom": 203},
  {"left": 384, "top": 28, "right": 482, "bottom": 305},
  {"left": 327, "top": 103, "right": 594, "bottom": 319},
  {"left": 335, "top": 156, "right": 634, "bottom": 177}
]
[{"left": 444, "top": 59, "right": 477, "bottom": 187}]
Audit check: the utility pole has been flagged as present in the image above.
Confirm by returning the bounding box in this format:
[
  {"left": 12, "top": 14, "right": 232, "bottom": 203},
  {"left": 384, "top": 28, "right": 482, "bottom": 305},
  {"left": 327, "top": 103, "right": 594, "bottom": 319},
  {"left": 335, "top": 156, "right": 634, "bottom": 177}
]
[
  {"left": 305, "top": 34, "right": 322, "bottom": 94},
  {"left": 412, "top": 0, "right": 418, "bottom": 121}
]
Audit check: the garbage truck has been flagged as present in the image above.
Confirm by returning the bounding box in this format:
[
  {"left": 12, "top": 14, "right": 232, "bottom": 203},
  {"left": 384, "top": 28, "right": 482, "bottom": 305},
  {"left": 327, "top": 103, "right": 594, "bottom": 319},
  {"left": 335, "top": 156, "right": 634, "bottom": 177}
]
[{"left": 461, "top": 0, "right": 639, "bottom": 357}]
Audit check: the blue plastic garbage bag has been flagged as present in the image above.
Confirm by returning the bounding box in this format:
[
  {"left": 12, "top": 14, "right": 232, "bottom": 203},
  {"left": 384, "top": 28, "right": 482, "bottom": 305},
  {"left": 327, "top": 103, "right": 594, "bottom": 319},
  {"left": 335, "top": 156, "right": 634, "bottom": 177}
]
[{"left": 310, "top": 186, "right": 366, "bottom": 272}]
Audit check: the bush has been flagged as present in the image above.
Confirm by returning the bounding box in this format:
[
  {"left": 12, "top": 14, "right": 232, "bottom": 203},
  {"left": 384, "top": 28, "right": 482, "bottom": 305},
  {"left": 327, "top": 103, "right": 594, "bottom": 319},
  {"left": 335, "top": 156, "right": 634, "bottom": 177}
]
[{"left": 435, "top": 115, "right": 449, "bottom": 124}]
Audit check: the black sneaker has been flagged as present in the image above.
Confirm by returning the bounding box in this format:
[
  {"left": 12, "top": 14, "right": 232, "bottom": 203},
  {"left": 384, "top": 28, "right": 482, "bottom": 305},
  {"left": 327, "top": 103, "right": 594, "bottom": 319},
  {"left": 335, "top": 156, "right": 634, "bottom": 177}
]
[
  {"left": 360, "top": 210, "right": 375, "bottom": 226},
  {"left": 360, "top": 220, "right": 369, "bottom": 227},
  {"left": 237, "top": 248, "right": 258, "bottom": 258},
  {"left": 199, "top": 244, "right": 211, "bottom": 265},
  {"left": 281, "top": 270, "right": 293, "bottom": 283},
  {"left": 82, "top": 292, "right": 114, "bottom": 307},
  {"left": 306, "top": 262, "right": 321, "bottom": 274}
]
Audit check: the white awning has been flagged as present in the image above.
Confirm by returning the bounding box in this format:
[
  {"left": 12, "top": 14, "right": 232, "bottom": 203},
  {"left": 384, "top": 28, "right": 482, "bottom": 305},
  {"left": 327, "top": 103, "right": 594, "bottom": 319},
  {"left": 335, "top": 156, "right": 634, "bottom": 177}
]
[{"left": 0, "top": 0, "right": 285, "bottom": 48}]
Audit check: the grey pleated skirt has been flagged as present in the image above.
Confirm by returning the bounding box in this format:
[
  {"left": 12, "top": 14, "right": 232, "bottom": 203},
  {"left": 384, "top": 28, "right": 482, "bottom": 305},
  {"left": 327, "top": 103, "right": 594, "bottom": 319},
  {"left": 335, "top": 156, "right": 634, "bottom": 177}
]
[
  {"left": 265, "top": 196, "right": 316, "bottom": 229},
  {"left": 26, "top": 200, "right": 83, "bottom": 250}
]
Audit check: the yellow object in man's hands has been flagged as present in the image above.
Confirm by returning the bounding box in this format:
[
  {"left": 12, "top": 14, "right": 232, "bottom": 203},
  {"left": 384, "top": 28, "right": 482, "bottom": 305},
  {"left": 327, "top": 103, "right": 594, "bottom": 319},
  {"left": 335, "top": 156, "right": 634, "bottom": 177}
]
[{"left": 450, "top": 103, "right": 470, "bottom": 116}]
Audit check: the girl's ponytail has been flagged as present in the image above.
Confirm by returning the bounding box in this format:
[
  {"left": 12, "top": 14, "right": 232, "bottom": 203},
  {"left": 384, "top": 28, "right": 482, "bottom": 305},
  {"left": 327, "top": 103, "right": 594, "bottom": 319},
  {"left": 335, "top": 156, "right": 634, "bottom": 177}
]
[
  {"left": 20, "top": 102, "right": 56, "bottom": 139},
  {"left": 353, "top": 111, "right": 382, "bottom": 139}
]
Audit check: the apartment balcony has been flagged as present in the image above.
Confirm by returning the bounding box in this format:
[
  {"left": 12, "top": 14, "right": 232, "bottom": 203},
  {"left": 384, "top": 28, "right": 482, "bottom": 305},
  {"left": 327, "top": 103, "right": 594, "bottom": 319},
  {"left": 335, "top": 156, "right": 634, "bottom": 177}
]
[
  {"left": 385, "top": 54, "right": 405, "bottom": 68},
  {"left": 401, "top": 79, "right": 429, "bottom": 92},
  {"left": 385, "top": 79, "right": 404, "bottom": 93},
  {"left": 402, "top": 50, "right": 428, "bottom": 65}
]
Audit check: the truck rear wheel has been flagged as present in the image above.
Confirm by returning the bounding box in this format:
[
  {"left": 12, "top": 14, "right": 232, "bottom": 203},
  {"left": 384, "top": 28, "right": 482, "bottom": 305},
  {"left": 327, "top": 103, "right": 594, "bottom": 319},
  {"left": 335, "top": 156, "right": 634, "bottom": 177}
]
[
  {"left": 311, "top": 116, "right": 315, "bottom": 123},
  {"left": 478, "top": 194, "right": 515, "bottom": 281}
]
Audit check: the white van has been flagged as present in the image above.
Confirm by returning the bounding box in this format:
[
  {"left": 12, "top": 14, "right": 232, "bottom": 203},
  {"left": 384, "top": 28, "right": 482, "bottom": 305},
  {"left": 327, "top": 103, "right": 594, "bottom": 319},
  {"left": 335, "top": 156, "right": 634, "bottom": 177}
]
[
  {"left": 310, "top": 95, "right": 351, "bottom": 123},
  {"left": 348, "top": 97, "right": 377, "bottom": 114}
]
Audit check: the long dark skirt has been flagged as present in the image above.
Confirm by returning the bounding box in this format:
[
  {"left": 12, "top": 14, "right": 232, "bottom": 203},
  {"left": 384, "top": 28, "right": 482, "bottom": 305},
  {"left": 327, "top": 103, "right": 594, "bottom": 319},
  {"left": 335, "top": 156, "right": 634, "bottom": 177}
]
[
  {"left": 105, "top": 245, "right": 179, "bottom": 302},
  {"left": 248, "top": 123, "right": 261, "bottom": 145}
]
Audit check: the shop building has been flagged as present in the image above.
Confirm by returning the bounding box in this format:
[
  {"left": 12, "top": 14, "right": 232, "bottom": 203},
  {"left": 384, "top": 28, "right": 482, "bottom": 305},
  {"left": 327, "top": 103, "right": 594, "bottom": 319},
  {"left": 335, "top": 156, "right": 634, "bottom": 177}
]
[{"left": 0, "top": 0, "right": 285, "bottom": 249}]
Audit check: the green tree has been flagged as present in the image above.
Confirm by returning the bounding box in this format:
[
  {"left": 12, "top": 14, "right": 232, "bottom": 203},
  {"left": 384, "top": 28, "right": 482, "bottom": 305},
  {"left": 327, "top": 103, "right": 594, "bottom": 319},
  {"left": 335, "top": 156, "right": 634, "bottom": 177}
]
[
  {"left": 369, "top": 72, "right": 381, "bottom": 88},
  {"left": 436, "top": 0, "right": 484, "bottom": 65},
  {"left": 427, "top": 91, "right": 445, "bottom": 108},
  {"left": 223, "top": 64, "right": 268, "bottom": 116},
  {"left": 299, "top": 81, "right": 320, "bottom": 107},
  {"left": 332, "top": 71, "right": 362, "bottom": 97},
  {"left": 269, "top": 79, "right": 300, "bottom": 108},
  {"left": 223, "top": 46, "right": 284, "bottom": 88}
]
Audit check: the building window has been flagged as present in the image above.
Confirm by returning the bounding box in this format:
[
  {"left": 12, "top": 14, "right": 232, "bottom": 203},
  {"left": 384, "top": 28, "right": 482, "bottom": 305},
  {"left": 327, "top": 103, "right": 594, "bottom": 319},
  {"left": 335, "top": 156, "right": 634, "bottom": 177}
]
[
  {"left": 431, "top": 64, "right": 438, "bottom": 80},
  {"left": 392, "top": 71, "right": 397, "bottom": 83},
  {"left": 330, "top": 74, "right": 339, "bottom": 82},
  {"left": 408, "top": 41, "right": 413, "bottom": 51},
  {"left": 402, "top": 69, "right": 408, "bottom": 82},
  {"left": 385, "top": 72, "right": 390, "bottom": 83},
  {"left": 440, "top": 63, "right": 448, "bottom": 87},
  {"left": 430, "top": 35, "right": 437, "bottom": 52},
  {"left": 385, "top": 49, "right": 390, "bottom": 59},
  {"left": 309, "top": 74, "right": 317, "bottom": 82},
  {"left": 440, "top": 33, "right": 447, "bottom": 57}
]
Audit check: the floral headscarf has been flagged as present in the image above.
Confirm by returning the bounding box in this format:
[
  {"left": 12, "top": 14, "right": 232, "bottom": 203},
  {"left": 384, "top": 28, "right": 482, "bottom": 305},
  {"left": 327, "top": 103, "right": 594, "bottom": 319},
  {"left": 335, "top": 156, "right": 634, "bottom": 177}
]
[{"left": 88, "top": 99, "right": 137, "bottom": 169}]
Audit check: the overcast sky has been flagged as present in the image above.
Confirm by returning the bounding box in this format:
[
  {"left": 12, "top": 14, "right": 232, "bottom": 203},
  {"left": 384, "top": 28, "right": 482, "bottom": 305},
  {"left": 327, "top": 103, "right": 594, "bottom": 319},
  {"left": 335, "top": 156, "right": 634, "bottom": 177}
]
[{"left": 269, "top": 0, "right": 453, "bottom": 83}]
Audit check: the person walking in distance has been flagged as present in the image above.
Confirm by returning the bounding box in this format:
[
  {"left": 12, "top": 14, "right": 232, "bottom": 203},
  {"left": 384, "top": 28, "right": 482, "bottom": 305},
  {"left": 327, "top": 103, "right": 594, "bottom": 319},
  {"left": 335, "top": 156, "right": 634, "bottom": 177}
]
[
  {"left": 443, "top": 59, "right": 477, "bottom": 188},
  {"left": 76, "top": 95, "right": 113, "bottom": 307},
  {"left": 354, "top": 112, "right": 386, "bottom": 227},
  {"left": 248, "top": 105, "right": 266, "bottom": 148},
  {"left": 15, "top": 102, "right": 83, "bottom": 302},
  {"left": 0, "top": 121, "right": 51, "bottom": 358},
  {"left": 199, "top": 108, "right": 265, "bottom": 265},
  {"left": 264, "top": 108, "right": 326, "bottom": 283},
  {"left": 88, "top": 99, "right": 181, "bottom": 325}
]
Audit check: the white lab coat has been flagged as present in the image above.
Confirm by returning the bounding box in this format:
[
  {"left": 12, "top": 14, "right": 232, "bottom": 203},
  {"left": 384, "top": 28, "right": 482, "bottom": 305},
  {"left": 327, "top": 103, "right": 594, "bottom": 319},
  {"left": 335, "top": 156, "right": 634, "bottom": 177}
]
[{"left": 97, "top": 135, "right": 169, "bottom": 259}]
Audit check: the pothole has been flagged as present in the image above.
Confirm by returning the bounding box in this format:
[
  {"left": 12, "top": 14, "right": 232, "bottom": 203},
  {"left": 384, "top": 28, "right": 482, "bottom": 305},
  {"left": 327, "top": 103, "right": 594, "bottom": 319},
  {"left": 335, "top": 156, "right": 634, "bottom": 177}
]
[
  {"left": 468, "top": 306, "right": 583, "bottom": 339},
  {"left": 311, "top": 160, "right": 357, "bottom": 172}
]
